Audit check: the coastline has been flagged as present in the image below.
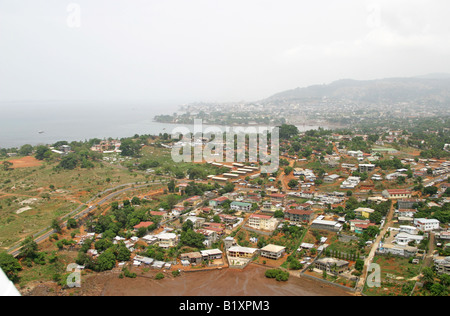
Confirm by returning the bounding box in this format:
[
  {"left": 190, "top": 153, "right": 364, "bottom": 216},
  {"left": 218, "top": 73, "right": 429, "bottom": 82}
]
[{"left": 0, "top": 118, "right": 334, "bottom": 149}]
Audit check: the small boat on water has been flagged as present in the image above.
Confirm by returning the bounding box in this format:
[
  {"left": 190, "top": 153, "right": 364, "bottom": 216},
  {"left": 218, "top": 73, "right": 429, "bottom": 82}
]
[{"left": 38, "top": 131, "right": 44, "bottom": 134}]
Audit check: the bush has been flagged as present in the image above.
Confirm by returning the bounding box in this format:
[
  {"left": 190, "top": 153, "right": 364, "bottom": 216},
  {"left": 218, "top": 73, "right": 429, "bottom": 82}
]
[
  {"left": 264, "top": 269, "right": 289, "bottom": 282},
  {"left": 122, "top": 267, "right": 137, "bottom": 278},
  {"left": 155, "top": 272, "right": 165, "bottom": 280}
]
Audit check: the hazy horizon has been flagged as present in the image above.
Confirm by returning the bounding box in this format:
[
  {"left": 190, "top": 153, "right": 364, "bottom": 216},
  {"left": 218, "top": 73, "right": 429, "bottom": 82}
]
[{"left": 1, "top": 0, "right": 450, "bottom": 105}]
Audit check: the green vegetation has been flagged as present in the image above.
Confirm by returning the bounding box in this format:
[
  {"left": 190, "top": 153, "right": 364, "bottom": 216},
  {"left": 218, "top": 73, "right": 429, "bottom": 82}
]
[
  {"left": 0, "top": 252, "right": 22, "bottom": 283},
  {"left": 264, "top": 268, "right": 289, "bottom": 281}
]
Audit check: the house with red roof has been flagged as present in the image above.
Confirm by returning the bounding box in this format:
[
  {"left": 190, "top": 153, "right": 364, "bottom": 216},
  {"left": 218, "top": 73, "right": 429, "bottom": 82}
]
[
  {"left": 133, "top": 221, "right": 154, "bottom": 231},
  {"left": 382, "top": 189, "right": 412, "bottom": 199},
  {"left": 284, "top": 208, "right": 314, "bottom": 224},
  {"left": 247, "top": 214, "right": 278, "bottom": 231}
]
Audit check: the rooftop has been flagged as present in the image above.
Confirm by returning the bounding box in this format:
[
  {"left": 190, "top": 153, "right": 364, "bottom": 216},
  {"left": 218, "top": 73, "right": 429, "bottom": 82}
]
[{"left": 260, "top": 244, "right": 286, "bottom": 253}]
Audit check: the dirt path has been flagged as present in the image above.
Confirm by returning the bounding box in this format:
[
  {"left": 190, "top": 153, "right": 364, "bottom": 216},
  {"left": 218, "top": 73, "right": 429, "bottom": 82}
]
[
  {"left": 356, "top": 201, "right": 395, "bottom": 292},
  {"left": 98, "top": 264, "right": 352, "bottom": 296}
]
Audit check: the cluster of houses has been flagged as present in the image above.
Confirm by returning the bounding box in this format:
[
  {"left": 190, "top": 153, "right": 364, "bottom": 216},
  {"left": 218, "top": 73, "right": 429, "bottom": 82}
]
[
  {"left": 373, "top": 196, "right": 445, "bottom": 260},
  {"left": 50, "top": 145, "right": 72, "bottom": 156},
  {"left": 73, "top": 150, "right": 449, "bottom": 276},
  {"left": 90, "top": 139, "right": 122, "bottom": 154}
]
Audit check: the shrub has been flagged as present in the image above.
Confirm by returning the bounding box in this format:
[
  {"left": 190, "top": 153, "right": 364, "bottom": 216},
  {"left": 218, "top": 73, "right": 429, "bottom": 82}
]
[{"left": 264, "top": 269, "right": 289, "bottom": 282}]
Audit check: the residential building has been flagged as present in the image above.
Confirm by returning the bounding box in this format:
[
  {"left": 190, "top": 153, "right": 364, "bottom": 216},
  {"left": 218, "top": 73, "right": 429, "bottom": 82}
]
[
  {"left": 219, "top": 214, "right": 239, "bottom": 226},
  {"left": 184, "top": 216, "right": 206, "bottom": 228},
  {"left": 398, "top": 199, "right": 420, "bottom": 209},
  {"left": 299, "top": 191, "right": 315, "bottom": 199},
  {"left": 180, "top": 252, "right": 203, "bottom": 265},
  {"left": 156, "top": 232, "right": 178, "bottom": 248},
  {"left": 314, "top": 257, "right": 349, "bottom": 274},
  {"left": 224, "top": 236, "right": 236, "bottom": 250},
  {"left": 195, "top": 229, "right": 218, "bottom": 247},
  {"left": 184, "top": 196, "right": 202, "bottom": 207},
  {"left": 202, "top": 222, "right": 226, "bottom": 236},
  {"left": 230, "top": 201, "right": 252, "bottom": 212},
  {"left": 340, "top": 176, "right": 360, "bottom": 189},
  {"left": 200, "top": 249, "right": 223, "bottom": 261},
  {"left": 396, "top": 209, "right": 417, "bottom": 218},
  {"left": 434, "top": 257, "right": 450, "bottom": 275},
  {"left": 133, "top": 221, "right": 154, "bottom": 232},
  {"left": 382, "top": 189, "right": 412, "bottom": 199},
  {"left": 436, "top": 230, "right": 450, "bottom": 242},
  {"left": 260, "top": 244, "right": 286, "bottom": 260},
  {"left": 399, "top": 225, "right": 419, "bottom": 235},
  {"left": 349, "top": 219, "right": 375, "bottom": 234},
  {"left": 310, "top": 216, "right": 342, "bottom": 232},
  {"left": 209, "top": 196, "right": 229, "bottom": 208},
  {"left": 414, "top": 218, "right": 440, "bottom": 232},
  {"left": 324, "top": 174, "right": 340, "bottom": 183},
  {"left": 371, "top": 174, "right": 383, "bottom": 181},
  {"left": 378, "top": 243, "right": 418, "bottom": 257},
  {"left": 268, "top": 193, "right": 287, "bottom": 205},
  {"left": 354, "top": 207, "right": 375, "bottom": 219},
  {"left": 394, "top": 232, "right": 424, "bottom": 246},
  {"left": 247, "top": 214, "right": 278, "bottom": 231},
  {"left": 359, "top": 164, "right": 376, "bottom": 173},
  {"left": 347, "top": 150, "right": 364, "bottom": 158},
  {"left": 284, "top": 209, "right": 314, "bottom": 224},
  {"left": 227, "top": 246, "right": 259, "bottom": 258},
  {"left": 150, "top": 211, "right": 167, "bottom": 219}
]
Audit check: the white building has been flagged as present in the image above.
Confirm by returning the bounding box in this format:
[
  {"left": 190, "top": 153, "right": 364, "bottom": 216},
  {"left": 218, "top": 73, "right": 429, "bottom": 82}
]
[
  {"left": 156, "top": 232, "right": 178, "bottom": 248},
  {"left": 359, "top": 164, "right": 376, "bottom": 173},
  {"left": 434, "top": 257, "right": 450, "bottom": 275},
  {"left": 247, "top": 214, "right": 278, "bottom": 231},
  {"left": 324, "top": 174, "right": 340, "bottom": 183},
  {"left": 394, "top": 232, "right": 424, "bottom": 246},
  {"left": 340, "top": 176, "right": 360, "bottom": 189},
  {"left": 414, "top": 218, "right": 440, "bottom": 232},
  {"left": 260, "top": 244, "right": 286, "bottom": 260},
  {"left": 311, "top": 216, "right": 342, "bottom": 232},
  {"left": 399, "top": 225, "right": 419, "bottom": 235},
  {"left": 378, "top": 243, "right": 418, "bottom": 258},
  {"left": 371, "top": 174, "right": 383, "bottom": 181},
  {"left": 396, "top": 209, "right": 417, "bottom": 218}
]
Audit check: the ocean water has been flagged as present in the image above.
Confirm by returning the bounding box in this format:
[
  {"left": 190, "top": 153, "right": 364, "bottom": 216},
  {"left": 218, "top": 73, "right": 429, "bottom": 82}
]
[
  {"left": 0, "top": 101, "right": 181, "bottom": 148},
  {"left": 0, "top": 101, "right": 327, "bottom": 148}
]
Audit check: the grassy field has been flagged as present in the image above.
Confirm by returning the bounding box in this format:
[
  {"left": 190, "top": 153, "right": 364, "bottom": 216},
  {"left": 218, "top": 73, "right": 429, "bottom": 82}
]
[
  {"left": 363, "top": 255, "right": 422, "bottom": 296},
  {"left": 0, "top": 142, "right": 229, "bottom": 251},
  {"left": 0, "top": 151, "right": 167, "bottom": 251}
]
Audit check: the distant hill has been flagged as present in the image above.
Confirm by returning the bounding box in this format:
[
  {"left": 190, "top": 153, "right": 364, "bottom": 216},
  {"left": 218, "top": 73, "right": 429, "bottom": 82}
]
[{"left": 262, "top": 76, "right": 450, "bottom": 105}]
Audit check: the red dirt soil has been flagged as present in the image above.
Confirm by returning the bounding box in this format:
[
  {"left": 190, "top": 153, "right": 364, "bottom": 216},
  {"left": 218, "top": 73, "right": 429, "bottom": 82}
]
[{"left": 7, "top": 156, "right": 42, "bottom": 169}]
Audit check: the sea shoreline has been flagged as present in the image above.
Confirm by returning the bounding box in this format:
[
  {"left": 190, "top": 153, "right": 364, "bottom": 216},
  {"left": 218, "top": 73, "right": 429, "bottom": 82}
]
[{"left": 0, "top": 119, "right": 333, "bottom": 149}]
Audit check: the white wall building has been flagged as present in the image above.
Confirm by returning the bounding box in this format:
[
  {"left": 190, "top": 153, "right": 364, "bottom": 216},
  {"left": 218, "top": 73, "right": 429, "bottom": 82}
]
[
  {"left": 415, "top": 218, "right": 440, "bottom": 232},
  {"left": 394, "top": 232, "right": 424, "bottom": 246}
]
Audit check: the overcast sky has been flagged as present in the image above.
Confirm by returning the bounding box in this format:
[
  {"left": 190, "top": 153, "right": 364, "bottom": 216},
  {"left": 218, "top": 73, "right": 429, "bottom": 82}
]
[{"left": 1, "top": 0, "right": 450, "bottom": 104}]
